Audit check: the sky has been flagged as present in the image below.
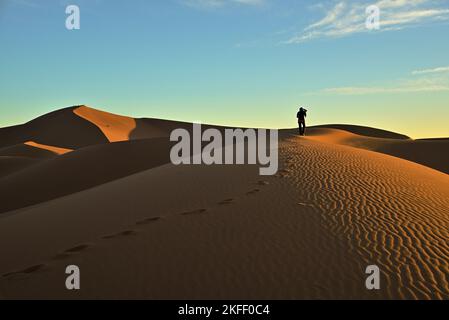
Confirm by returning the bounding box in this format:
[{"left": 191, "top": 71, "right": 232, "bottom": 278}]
[{"left": 1, "top": 0, "right": 448, "bottom": 138}]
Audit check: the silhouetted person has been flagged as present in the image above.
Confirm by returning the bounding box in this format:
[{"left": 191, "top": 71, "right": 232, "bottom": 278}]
[{"left": 297, "top": 107, "right": 307, "bottom": 136}]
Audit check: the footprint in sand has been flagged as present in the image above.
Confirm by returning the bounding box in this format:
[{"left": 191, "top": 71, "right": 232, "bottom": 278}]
[
  {"left": 64, "top": 244, "right": 90, "bottom": 253},
  {"left": 256, "top": 180, "right": 269, "bottom": 186},
  {"left": 102, "top": 230, "right": 138, "bottom": 239},
  {"left": 2, "top": 264, "right": 46, "bottom": 278},
  {"left": 181, "top": 209, "right": 207, "bottom": 216},
  {"left": 218, "top": 199, "right": 234, "bottom": 206},
  {"left": 136, "top": 217, "right": 161, "bottom": 225},
  {"left": 51, "top": 244, "right": 91, "bottom": 260},
  {"left": 246, "top": 189, "right": 260, "bottom": 196}
]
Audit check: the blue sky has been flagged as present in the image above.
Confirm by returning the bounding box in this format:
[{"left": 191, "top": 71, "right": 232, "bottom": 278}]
[{"left": 1, "top": 0, "right": 449, "bottom": 138}]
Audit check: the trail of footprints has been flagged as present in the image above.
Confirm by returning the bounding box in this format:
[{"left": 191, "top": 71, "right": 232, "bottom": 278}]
[{"left": 1, "top": 180, "right": 270, "bottom": 279}]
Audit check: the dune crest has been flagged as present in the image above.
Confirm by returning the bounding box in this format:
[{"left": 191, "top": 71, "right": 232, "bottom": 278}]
[
  {"left": 310, "top": 124, "right": 410, "bottom": 140},
  {"left": 73, "top": 106, "right": 136, "bottom": 142},
  {"left": 305, "top": 127, "right": 449, "bottom": 175}
]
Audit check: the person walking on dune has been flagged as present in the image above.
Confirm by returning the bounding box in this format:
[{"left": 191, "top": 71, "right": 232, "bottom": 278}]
[{"left": 297, "top": 106, "right": 308, "bottom": 136}]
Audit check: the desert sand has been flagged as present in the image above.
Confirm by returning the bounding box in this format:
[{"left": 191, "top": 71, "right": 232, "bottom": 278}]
[{"left": 0, "top": 105, "right": 448, "bottom": 299}]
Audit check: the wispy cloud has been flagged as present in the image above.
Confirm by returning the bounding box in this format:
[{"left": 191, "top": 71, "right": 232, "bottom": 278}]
[
  {"left": 322, "top": 83, "right": 449, "bottom": 95},
  {"left": 412, "top": 66, "right": 449, "bottom": 75},
  {"left": 182, "top": 0, "right": 264, "bottom": 9},
  {"left": 285, "top": 0, "right": 449, "bottom": 44},
  {"left": 316, "top": 69, "right": 449, "bottom": 95}
]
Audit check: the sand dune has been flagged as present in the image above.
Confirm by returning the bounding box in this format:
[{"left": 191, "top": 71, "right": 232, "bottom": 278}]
[
  {"left": 74, "top": 105, "right": 196, "bottom": 141},
  {"left": 0, "top": 105, "right": 193, "bottom": 150},
  {"left": 0, "top": 106, "right": 230, "bottom": 214},
  {"left": 0, "top": 107, "right": 109, "bottom": 150},
  {"left": 0, "top": 131, "right": 448, "bottom": 299},
  {"left": 303, "top": 126, "right": 449, "bottom": 174},
  {"left": 0, "top": 106, "right": 448, "bottom": 299},
  {"left": 0, "top": 138, "right": 173, "bottom": 214},
  {"left": 280, "top": 135, "right": 449, "bottom": 299}
]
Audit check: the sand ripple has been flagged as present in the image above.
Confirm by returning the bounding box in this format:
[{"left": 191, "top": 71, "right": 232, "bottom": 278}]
[{"left": 280, "top": 136, "right": 449, "bottom": 299}]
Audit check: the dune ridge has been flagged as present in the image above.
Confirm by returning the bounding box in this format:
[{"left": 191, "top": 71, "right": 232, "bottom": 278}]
[
  {"left": 311, "top": 124, "right": 410, "bottom": 140},
  {"left": 303, "top": 126, "right": 449, "bottom": 175},
  {"left": 0, "top": 107, "right": 109, "bottom": 150},
  {"left": 73, "top": 106, "right": 137, "bottom": 142}
]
